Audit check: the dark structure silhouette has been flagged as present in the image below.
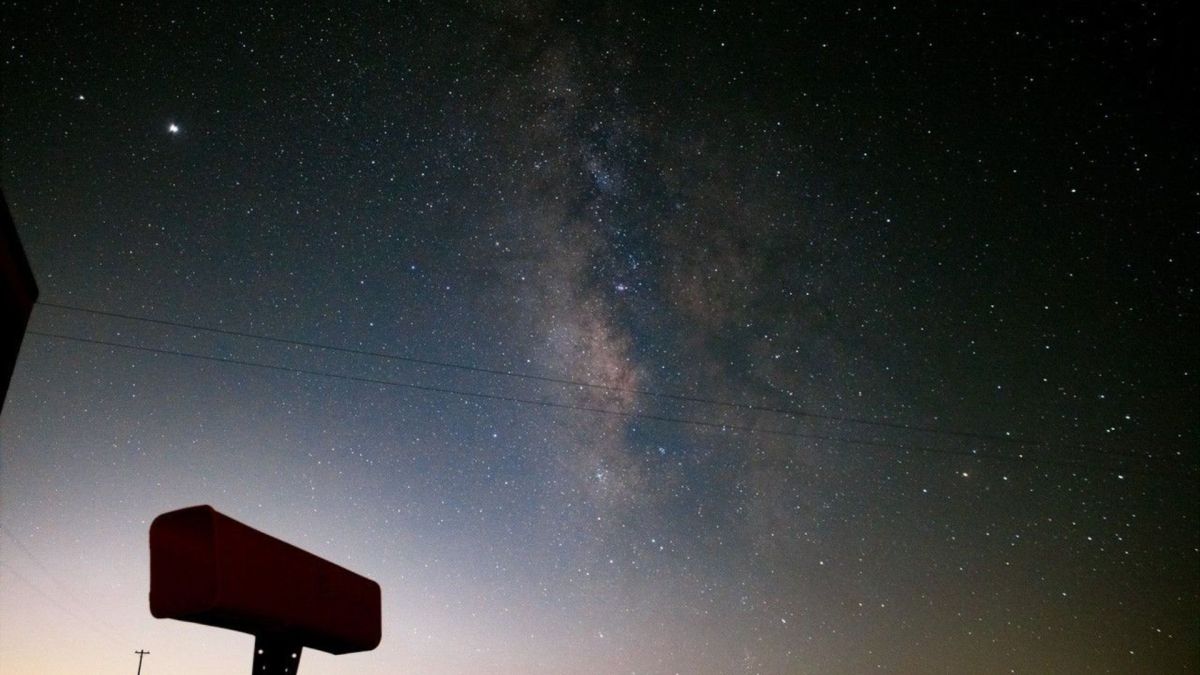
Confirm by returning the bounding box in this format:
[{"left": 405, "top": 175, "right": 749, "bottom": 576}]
[
  {"left": 149, "top": 505, "right": 381, "bottom": 674},
  {"left": 134, "top": 649, "right": 149, "bottom": 675},
  {"left": 0, "top": 190, "right": 38, "bottom": 411}
]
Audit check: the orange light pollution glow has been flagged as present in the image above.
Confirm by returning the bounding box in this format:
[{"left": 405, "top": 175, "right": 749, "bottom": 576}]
[{"left": 1, "top": 1, "right": 1196, "bottom": 674}]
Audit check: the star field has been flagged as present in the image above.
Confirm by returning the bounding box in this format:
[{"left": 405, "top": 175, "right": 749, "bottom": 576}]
[{"left": 1, "top": 2, "right": 1196, "bottom": 674}]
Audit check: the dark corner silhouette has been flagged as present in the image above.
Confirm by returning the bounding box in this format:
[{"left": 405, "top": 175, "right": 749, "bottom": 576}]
[{"left": 0, "top": 189, "right": 39, "bottom": 412}]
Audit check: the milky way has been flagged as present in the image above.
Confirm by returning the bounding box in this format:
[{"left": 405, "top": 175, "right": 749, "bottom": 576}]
[{"left": 1, "top": 3, "right": 1196, "bottom": 674}]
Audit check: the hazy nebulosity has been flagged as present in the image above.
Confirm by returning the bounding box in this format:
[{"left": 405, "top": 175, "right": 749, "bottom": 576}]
[{"left": 1, "top": 2, "right": 1196, "bottom": 673}]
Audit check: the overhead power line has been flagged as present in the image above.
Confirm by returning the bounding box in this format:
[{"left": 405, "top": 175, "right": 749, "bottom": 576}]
[
  {"left": 34, "top": 300, "right": 1085, "bottom": 449},
  {"left": 26, "top": 328, "right": 1181, "bottom": 476},
  {"left": 0, "top": 529, "right": 128, "bottom": 645},
  {"left": 36, "top": 300, "right": 1168, "bottom": 463}
]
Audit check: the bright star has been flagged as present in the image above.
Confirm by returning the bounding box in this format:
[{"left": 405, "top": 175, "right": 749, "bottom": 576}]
[{"left": 168, "top": 123, "right": 180, "bottom": 134}]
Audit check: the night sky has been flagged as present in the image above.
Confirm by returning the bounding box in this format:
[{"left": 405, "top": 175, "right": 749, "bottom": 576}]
[{"left": 1, "top": 2, "right": 1197, "bottom": 674}]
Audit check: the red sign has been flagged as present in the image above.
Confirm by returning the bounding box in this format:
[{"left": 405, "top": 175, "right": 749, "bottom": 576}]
[{"left": 150, "top": 505, "right": 381, "bottom": 656}]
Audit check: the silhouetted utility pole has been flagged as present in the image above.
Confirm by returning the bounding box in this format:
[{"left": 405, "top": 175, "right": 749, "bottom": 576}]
[{"left": 134, "top": 649, "right": 149, "bottom": 675}]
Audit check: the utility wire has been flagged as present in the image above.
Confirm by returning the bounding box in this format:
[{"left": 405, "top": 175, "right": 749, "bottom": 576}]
[
  {"left": 35, "top": 300, "right": 1141, "bottom": 457},
  {"left": 0, "top": 552, "right": 127, "bottom": 645},
  {"left": 27, "top": 328, "right": 1180, "bottom": 476},
  {"left": 30, "top": 299, "right": 1099, "bottom": 446}
]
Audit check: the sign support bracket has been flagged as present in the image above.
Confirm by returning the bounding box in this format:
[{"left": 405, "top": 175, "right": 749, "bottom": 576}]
[{"left": 252, "top": 634, "right": 304, "bottom": 674}]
